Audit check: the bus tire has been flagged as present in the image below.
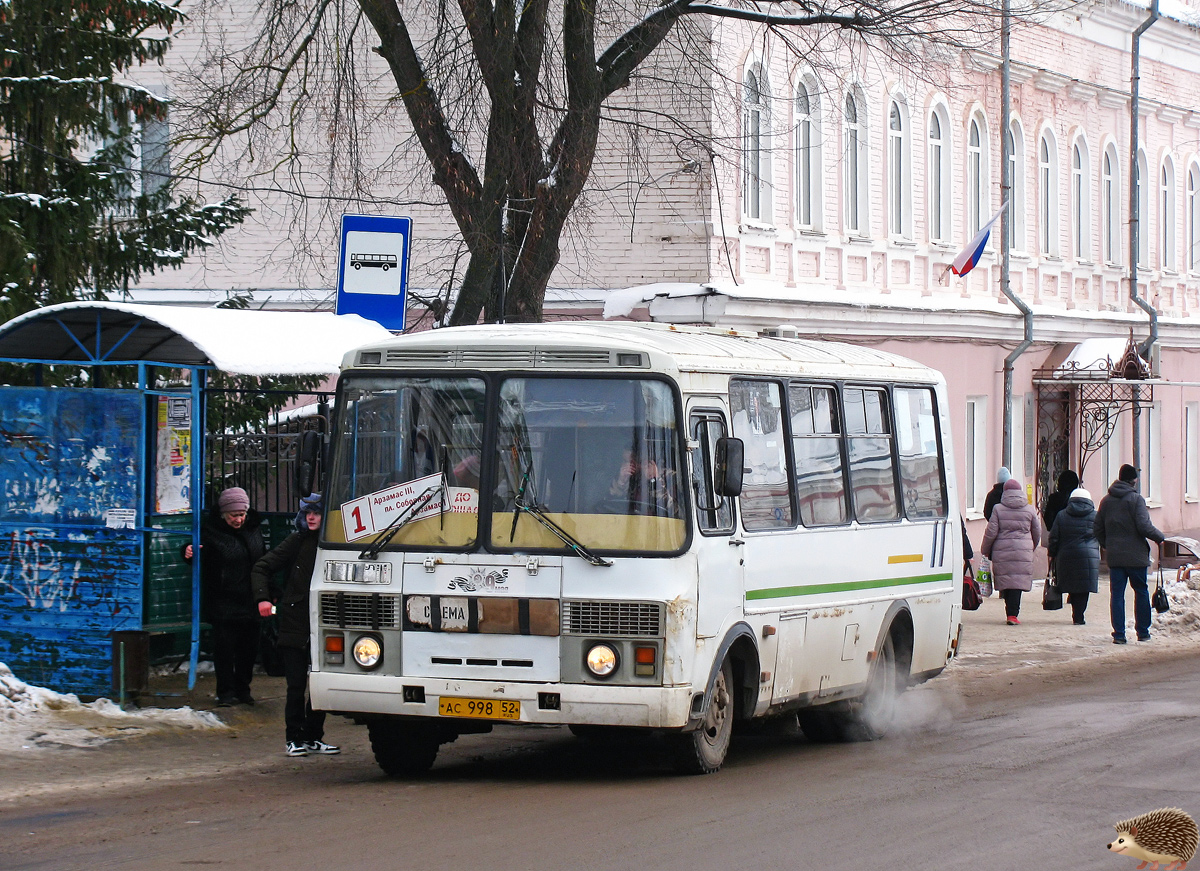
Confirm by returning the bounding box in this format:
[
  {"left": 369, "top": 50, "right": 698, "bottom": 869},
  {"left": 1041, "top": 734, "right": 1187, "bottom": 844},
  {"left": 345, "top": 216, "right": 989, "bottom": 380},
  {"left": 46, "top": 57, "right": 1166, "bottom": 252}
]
[
  {"left": 838, "top": 632, "right": 899, "bottom": 742},
  {"left": 796, "top": 709, "right": 841, "bottom": 743},
  {"left": 367, "top": 718, "right": 441, "bottom": 775},
  {"left": 670, "top": 658, "right": 734, "bottom": 775}
]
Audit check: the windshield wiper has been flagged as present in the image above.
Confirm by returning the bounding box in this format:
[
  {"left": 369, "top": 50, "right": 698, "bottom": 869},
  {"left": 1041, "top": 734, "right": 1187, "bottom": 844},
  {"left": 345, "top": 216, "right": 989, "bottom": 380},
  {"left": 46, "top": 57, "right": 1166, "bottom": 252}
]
[
  {"left": 359, "top": 478, "right": 445, "bottom": 560},
  {"left": 511, "top": 498, "right": 613, "bottom": 568}
]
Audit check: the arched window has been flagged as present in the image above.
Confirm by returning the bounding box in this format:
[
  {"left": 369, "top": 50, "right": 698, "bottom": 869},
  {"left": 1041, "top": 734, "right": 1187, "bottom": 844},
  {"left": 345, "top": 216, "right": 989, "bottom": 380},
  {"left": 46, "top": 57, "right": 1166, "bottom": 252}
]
[
  {"left": 928, "top": 108, "right": 950, "bottom": 243},
  {"left": 795, "top": 80, "right": 821, "bottom": 230},
  {"left": 1102, "top": 146, "right": 1120, "bottom": 265},
  {"left": 1006, "top": 122, "right": 1025, "bottom": 252},
  {"left": 743, "top": 67, "right": 772, "bottom": 222},
  {"left": 1071, "top": 140, "right": 1090, "bottom": 261},
  {"left": 1188, "top": 164, "right": 1200, "bottom": 274},
  {"left": 888, "top": 99, "right": 910, "bottom": 239},
  {"left": 1161, "top": 158, "right": 1176, "bottom": 271},
  {"left": 1136, "top": 149, "right": 1149, "bottom": 268},
  {"left": 845, "top": 92, "right": 867, "bottom": 234},
  {"left": 1038, "top": 133, "right": 1058, "bottom": 256},
  {"left": 967, "top": 116, "right": 986, "bottom": 236}
]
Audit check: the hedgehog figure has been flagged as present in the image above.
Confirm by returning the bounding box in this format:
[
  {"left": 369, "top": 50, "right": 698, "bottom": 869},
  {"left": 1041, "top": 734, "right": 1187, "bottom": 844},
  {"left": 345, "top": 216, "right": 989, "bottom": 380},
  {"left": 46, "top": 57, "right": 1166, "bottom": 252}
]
[{"left": 1108, "top": 808, "right": 1199, "bottom": 870}]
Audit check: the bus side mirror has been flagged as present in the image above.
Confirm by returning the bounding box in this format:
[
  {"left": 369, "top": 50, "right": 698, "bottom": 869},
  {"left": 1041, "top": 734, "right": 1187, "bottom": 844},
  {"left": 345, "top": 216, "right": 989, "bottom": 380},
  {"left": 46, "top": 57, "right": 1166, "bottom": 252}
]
[
  {"left": 715, "top": 437, "right": 744, "bottom": 497},
  {"left": 295, "top": 430, "right": 322, "bottom": 496}
]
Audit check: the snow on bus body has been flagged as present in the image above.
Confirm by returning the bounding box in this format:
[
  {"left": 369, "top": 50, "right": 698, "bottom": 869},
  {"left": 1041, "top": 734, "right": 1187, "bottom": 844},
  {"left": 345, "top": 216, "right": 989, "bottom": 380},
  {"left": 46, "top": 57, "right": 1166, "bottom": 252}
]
[{"left": 314, "top": 321, "right": 962, "bottom": 774}]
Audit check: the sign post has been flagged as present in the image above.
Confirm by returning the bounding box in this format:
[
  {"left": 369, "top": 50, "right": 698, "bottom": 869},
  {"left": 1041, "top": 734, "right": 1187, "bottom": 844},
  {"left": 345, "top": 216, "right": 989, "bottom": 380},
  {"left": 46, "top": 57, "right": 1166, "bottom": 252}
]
[{"left": 335, "top": 214, "right": 412, "bottom": 331}]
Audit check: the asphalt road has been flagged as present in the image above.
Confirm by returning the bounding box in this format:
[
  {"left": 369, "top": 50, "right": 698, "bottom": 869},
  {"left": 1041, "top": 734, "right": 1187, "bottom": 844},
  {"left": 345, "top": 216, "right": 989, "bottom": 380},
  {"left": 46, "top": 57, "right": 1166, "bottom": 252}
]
[{"left": 5, "top": 643, "right": 1200, "bottom": 871}]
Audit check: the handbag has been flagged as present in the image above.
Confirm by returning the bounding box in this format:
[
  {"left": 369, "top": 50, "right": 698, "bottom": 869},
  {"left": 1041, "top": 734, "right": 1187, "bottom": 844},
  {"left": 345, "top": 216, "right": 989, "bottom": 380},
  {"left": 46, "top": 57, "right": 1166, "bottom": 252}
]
[
  {"left": 1042, "top": 561, "right": 1063, "bottom": 610},
  {"left": 962, "top": 563, "right": 983, "bottom": 611},
  {"left": 1152, "top": 569, "right": 1171, "bottom": 614},
  {"left": 977, "top": 555, "right": 994, "bottom": 597}
]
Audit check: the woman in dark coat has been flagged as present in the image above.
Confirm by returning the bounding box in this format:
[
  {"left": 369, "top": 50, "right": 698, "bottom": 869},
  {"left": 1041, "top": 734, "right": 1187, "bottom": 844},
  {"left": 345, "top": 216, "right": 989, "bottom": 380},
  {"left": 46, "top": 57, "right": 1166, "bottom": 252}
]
[
  {"left": 1047, "top": 487, "right": 1100, "bottom": 625},
  {"left": 182, "top": 486, "right": 265, "bottom": 706},
  {"left": 251, "top": 493, "right": 339, "bottom": 758},
  {"left": 1042, "top": 469, "right": 1080, "bottom": 537},
  {"left": 981, "top": 477, "right": 1040, "bottom": 624}
]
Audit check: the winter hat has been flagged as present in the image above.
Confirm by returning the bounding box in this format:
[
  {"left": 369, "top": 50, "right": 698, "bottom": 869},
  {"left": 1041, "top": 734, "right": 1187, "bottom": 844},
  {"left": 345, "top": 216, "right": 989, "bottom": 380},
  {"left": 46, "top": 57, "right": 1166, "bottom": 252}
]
[
  {"left": 1069, "top": 487, "right": 1092, "bottom": 502},
  {"left": 1119, "top": 463, "right": 1139, "bottom": 483},
  {"left": 299, "top": 493, "right": 324, "bottom": 514},
  {"left": 217, "top": 487, "right": 250, "bottom": 513},
  {"left": 1003, "top": 477, "right": 1022, "bottom": 491},
  {"left": 1056, "top": 470, "right": 1080, "bottom": 493},
  {"left": 996, "top": 467, "right": 1011, "bottom": 484}
]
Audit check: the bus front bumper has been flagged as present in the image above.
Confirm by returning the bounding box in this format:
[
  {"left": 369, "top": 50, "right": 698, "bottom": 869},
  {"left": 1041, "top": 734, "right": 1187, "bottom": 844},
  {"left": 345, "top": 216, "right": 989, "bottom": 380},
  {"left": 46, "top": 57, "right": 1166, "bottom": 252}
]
[{"left": 310, "top": 672, "right": 696, "bottom": 729}]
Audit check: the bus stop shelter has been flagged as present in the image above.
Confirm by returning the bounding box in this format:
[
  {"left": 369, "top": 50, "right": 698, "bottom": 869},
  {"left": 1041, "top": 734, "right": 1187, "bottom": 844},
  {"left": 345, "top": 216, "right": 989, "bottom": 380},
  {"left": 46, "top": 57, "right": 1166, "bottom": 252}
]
[{"left": 0, "top": 301, "right": 391, "bottom": 697}]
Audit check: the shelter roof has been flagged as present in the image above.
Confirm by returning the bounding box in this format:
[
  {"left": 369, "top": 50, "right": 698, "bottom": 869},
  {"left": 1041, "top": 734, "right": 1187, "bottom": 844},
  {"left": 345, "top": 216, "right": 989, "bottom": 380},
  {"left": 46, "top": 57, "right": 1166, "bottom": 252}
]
[{"left": 0, "top": 302, "right": 394, "bottom": 375}]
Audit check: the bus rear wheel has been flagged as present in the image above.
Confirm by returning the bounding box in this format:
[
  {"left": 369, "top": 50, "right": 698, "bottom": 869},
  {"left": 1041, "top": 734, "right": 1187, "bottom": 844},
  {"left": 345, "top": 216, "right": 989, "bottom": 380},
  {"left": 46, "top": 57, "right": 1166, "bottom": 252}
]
[
  {"left": 367, "top": 717, "right": 443, "bottom": 775},
  {"left": 670, "top": 658, "right": 734, "bottom": 775},
  {"left": 839, "top": 632, "right": 899, "bottom": 742}
]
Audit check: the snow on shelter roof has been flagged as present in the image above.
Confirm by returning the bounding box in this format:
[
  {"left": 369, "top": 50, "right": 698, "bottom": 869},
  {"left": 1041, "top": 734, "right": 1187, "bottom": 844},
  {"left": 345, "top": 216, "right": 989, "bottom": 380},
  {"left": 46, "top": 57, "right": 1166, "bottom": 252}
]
[{"left": 0, "top": 302, "right": 394, "bottom": 375}]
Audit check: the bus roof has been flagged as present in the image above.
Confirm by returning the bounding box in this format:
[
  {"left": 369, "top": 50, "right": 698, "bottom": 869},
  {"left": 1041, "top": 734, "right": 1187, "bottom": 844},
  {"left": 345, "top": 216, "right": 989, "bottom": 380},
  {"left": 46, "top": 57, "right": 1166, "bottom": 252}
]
[{"left": 344, "top": 322, "right": 943, "bottom": 383}]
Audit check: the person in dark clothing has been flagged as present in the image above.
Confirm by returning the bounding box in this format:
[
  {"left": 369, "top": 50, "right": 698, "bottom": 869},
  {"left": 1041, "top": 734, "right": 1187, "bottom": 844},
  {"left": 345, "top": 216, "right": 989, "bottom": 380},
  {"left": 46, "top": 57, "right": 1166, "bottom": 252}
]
[
  {"left": 982, "top": 466, "right": 1010, "bottom": 521},
  {"left": 1042, "top": 469, "right": 1080, "bottom": 535},
  {"left": 182, "top": 486, "right": 265, "bottom": 706},
  {"left": 1094, "top": 464, "right": 1165, "bottom": 644},
  {"left": 251, "top": 493, "right": 339, "bottom": 758},
  {"left": 1048, "top": 487, "right": 1099, "bottom": 625}
]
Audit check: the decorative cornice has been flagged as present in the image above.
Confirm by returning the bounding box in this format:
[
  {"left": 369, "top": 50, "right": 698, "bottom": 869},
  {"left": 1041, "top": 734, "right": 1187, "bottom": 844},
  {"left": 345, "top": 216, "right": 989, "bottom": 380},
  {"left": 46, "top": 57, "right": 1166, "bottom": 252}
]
[
  {"left": 1157, "top": 104, "right": 1187, "bottom": 124},
  {"left": 1068, "top": 81, "right": 1099, "bottom": 103},
  {"left": 1033, "top": 69, "right": 1071, "bottom": 93},
  {"left": 1009, "top": 63, "right": 1036, "bottom": 86},
  {"left": 1096, "top": 88, "right": 1129, "bottom": 109},
  {"left": 965, "top": 50, "right": 1001, "bottom": 73},
  {"left": 1185, "top": 111, "right": 1200, "bottom": 130}
]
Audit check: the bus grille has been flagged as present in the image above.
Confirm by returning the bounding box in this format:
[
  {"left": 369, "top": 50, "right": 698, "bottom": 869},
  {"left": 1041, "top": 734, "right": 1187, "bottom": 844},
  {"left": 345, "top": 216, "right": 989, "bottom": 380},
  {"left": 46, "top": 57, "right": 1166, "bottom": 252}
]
[
  {"left": 561, "top": 601, "right": 663, "bottom": 637},
  {"left": 319, "top": 593, "right": 401, "bottom": 629}
]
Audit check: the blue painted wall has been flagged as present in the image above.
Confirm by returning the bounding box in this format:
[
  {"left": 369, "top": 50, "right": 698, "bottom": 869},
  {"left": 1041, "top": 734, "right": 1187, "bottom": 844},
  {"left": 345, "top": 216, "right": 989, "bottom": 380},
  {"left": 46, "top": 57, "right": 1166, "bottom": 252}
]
[{"left": 0, "top": 388, "right": 143, "bottom": 696}]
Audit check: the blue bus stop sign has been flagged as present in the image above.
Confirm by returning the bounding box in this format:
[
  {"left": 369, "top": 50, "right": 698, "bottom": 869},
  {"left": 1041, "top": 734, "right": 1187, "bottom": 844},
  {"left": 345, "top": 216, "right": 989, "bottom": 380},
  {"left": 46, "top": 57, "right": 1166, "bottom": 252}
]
[{"left": 335, "top": 214, "right": 412, "bottom": 331}]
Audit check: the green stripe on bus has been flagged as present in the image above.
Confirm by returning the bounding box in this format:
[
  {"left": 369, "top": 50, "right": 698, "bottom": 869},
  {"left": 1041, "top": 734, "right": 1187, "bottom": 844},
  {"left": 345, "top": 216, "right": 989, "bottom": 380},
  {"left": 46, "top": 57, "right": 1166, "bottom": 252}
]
[{"left": 745, "top": 572, "right": 954, "bottom": 600}]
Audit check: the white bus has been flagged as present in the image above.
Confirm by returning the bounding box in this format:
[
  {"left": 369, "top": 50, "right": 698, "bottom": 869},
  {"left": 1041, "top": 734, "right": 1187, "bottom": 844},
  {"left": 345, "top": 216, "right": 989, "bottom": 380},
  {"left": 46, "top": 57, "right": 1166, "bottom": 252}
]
[{"left": 306, "top": 322, "right": 963, "bottom": 775}]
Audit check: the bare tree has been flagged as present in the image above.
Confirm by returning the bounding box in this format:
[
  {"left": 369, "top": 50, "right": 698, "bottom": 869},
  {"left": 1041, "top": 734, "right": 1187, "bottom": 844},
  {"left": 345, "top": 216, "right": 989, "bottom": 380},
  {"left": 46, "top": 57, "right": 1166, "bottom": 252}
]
[{"left": 175, "top": 0, "right": 1060, "bottom": 326}]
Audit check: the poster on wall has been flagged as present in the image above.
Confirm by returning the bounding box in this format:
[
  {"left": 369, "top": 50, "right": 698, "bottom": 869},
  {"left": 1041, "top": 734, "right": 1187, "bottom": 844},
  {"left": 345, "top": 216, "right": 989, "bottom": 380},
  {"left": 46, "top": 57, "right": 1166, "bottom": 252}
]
[{"left": 156, "top": 396, "right": 192, "bottom": 514}]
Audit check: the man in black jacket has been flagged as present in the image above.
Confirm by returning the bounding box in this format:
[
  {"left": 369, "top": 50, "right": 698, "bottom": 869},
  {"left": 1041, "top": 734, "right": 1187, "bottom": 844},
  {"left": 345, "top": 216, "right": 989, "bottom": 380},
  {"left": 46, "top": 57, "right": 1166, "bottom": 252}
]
[
  {"left": 252, "top": 493, "right": 340, "bottom": 757},
  {"left": 1094, "top": 464, "right": 1165, "bottom": 644}
]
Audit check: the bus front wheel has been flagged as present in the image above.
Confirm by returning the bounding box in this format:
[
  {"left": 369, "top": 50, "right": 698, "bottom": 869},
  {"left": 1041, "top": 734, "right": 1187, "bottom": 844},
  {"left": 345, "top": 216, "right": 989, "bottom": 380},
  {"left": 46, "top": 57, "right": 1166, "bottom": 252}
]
[
  {"left": 367, "top": 717, "right": 443, "bottom": 775},
  {"left": 671, "top": 658, "right": 734, "bottom": 775}
]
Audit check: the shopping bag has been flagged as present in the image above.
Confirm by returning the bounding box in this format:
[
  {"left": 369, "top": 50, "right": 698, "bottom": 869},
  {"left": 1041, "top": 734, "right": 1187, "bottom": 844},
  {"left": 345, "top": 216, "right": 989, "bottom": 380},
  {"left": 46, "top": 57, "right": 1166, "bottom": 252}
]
[
  {"left": 1042, "top": 573, "right": 1063, "bottom": 610},
  {"left": 977, "top": 556, "right": 994, "bottom": 597}
]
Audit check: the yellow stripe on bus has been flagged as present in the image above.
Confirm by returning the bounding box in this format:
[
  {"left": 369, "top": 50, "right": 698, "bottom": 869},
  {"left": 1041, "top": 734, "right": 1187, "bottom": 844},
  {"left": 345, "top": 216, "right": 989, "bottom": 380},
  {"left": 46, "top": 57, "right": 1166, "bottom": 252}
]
[{"left": 887, "top": 554, "right": 924, "bottom": 564}]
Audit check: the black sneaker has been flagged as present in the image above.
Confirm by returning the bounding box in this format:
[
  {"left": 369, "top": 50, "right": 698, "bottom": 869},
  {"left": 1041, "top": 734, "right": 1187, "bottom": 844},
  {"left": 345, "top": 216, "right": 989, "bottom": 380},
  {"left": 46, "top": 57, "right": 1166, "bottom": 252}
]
[
  {"left": 1137, "top": 634, "right": 1151, "bottom": 642},
  {"left": 1113, "top": 636, "right": 1127, "bottom": 644},
  {"left": 305, "top": 740, "right": 340, "bottom": 755},
  {"left": 285, "top": 742, "right": 309, "bottom": 757},
  {"left": 216, "top": 696, "right": 236, "bottom": 707},
  {"left": 237, "top": 694, "right": 255, "bottom": 706}
]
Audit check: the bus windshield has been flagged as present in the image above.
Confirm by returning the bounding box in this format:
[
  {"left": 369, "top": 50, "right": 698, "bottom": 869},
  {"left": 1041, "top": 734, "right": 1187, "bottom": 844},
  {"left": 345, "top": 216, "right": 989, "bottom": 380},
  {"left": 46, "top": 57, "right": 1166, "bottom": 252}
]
[
  {"left": 323, "top": 374, "right": 687, "bottom": 555},
  {"left": 492, "top": 377, "right": 685, "bottom": 554}
]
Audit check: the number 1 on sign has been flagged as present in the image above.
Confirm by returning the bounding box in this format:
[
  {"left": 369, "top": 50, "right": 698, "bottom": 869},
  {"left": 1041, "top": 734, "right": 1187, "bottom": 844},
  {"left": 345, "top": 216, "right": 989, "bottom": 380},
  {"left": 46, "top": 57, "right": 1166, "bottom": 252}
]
[{"left": 350, "top": 505, "right": 366, "bottom": 535}]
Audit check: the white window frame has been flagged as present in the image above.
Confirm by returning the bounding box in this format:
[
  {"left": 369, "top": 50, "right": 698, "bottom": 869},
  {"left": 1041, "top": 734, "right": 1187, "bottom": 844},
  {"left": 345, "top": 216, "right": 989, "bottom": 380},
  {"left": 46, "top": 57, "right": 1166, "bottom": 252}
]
[
  {"left": 1136, "top": 149, "right": 1149, "bottom": 268},
  {"left": 1141, "top": 402, "right": 1162, "bottom": 505},
  {"left": 888, "top": 98, "right": 912, "bottom": 240},
  {"left": 1006, "top": 121, "right": 1026, "bottom": 253},
  {"left": 967, "top": 115, "right": 988, "bottom": 237},
  {"left": 1161, "top": 158, "right": 1176, "bottom": 272},
  {"left": 742, "top": 66, "right": 773, "bottom": 223},
  {"left": 1071, "top": 139, "right": 1091, "bottom": 261},
  {"left": 1102, "top": 145, "right": 1120, "bottom": 266},
  {"left": 928, "top": 106, "right": 951, "bottom": 244},
  {"left": 794, "top": 78, "right": 822, "bottom": 231},
  {"left": 1038, "top": 132, "right": 1059, "bottom": 256},
  {"left": 966, "top": 397, "right": 987, "bottom": 515},
  {"left": 1188, "top": 164, "right": 1200, "bottom": 275},
  {"left": 844, "top": 90, "right": 868, "bottom": 236}
]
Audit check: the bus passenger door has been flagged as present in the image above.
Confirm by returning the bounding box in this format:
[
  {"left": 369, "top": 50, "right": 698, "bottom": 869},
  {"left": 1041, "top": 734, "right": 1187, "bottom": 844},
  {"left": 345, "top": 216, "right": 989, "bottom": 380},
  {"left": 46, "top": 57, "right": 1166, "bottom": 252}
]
[{"left": 688, "top": 406, "right": 742, "bottom": 639}]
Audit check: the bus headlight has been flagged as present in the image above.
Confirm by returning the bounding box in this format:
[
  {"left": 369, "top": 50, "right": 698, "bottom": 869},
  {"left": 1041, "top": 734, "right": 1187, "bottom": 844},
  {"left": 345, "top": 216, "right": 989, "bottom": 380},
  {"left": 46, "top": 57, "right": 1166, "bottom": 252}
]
[
  {"left": 585, "top": 643, "right": 618, "bottom": 678},
  {"left": 352, "top": 634, "right": 383, "bottom": 670}
]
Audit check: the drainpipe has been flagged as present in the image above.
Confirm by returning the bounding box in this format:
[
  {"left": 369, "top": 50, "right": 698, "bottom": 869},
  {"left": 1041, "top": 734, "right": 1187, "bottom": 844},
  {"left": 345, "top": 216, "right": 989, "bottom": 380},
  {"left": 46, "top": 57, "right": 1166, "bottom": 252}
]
[
  {"left": 1000, "top": 0, "right": 1033, "bottom": 474},
  {"left": 1130, "top": 0, "right": 1160, "bottom": 473}
]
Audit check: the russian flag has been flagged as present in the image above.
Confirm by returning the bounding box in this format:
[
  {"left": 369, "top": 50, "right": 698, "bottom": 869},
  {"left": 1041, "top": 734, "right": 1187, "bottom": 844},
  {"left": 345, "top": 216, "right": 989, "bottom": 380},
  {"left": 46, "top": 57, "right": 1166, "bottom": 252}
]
[{"left": 951, "top": 204, "right": 1007, "bottom": 277}]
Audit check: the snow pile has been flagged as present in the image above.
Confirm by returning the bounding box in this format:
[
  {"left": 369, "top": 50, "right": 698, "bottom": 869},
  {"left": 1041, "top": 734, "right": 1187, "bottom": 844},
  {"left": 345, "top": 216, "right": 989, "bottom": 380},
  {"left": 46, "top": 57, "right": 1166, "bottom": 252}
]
[
  {"left": 1151, "top": 570, "right": 1200, "bottom": 635},
  {"left": 0, "top": 662, "right": 226, "bottom": 751}
]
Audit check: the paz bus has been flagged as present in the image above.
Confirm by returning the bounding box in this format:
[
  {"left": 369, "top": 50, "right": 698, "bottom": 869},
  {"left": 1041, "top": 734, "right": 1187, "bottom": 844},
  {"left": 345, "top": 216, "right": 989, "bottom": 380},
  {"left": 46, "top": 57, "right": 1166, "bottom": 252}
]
[{"left": 304, "top": 321, "right": 963, "bottom": 775}]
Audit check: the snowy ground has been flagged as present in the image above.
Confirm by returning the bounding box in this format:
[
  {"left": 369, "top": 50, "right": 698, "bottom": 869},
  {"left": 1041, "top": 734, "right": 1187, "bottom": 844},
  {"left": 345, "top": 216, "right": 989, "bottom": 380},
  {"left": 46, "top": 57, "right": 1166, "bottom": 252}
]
[{"left": 0, "top": 663, "right": 225, "bottom": 752}]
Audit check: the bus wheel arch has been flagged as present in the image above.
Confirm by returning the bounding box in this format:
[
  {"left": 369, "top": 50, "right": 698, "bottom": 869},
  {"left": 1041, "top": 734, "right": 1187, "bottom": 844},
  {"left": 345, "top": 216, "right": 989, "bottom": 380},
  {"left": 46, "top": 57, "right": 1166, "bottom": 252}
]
[
  {"left": 671, "top": 623, "right": 758, "bottom": 775},
  {"left": 840, "top": 606, "right": 914, "bottom": 742}
]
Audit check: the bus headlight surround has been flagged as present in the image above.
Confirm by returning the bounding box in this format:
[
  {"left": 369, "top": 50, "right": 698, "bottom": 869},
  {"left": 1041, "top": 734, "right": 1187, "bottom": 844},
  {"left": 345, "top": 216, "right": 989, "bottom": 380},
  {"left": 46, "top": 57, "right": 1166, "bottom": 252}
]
[
  {"left": 352, "top": 634, "right": 383, "bottom": 670},
  {"left": 585, "top": 643, "right": 619, "bottom": 678}
]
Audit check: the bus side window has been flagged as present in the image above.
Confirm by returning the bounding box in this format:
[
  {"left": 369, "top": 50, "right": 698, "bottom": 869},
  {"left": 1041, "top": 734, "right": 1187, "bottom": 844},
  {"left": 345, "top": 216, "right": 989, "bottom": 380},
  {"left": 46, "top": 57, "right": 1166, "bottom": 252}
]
[
  {"left": 844, "top": 387, "right": 900, "bottom": 523},
  {"left": 893, "top": 386, "right": 947, "bottom": 518},
  {"left": 690, "top": 412, "right": 735, "bottom": 534},
  {"left": 789, "top": 384, "right": 849, "bottom": 526},
  {"left": 729, "top": 380, "right": 794, "bottom": 530}
]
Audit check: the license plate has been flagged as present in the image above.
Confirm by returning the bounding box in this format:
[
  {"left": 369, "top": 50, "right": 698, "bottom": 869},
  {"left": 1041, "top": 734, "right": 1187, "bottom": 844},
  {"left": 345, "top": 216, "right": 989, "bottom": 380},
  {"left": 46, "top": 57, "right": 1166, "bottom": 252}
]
[{"left": 438, "top": 696, "right": 520, "bottom": 720}]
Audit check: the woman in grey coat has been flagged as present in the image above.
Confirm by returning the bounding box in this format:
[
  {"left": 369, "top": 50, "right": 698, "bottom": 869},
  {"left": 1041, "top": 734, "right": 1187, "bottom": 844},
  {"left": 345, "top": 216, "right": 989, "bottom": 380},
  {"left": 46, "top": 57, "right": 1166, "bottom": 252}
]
[
  {"left": 1047, "top": 487, "right": 1100, "bottom": 626},
  {"left": 981, "top": 478, "right": 1041, "bottom": 624}
]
